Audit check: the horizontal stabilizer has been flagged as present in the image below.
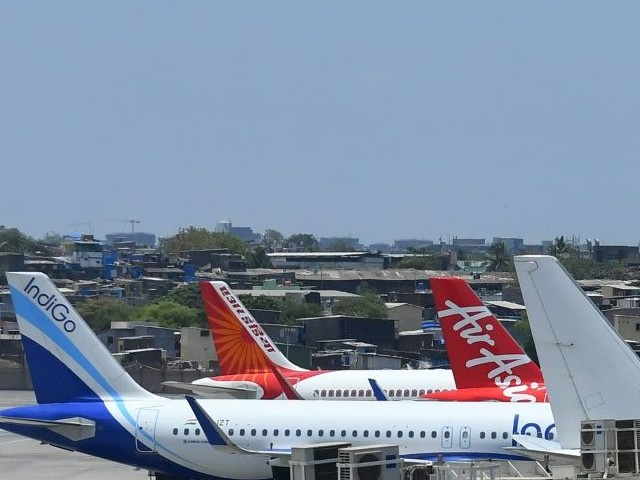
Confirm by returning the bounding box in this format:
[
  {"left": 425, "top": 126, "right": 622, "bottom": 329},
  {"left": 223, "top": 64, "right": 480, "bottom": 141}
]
[
  {"left": 162, "top": 381, "right": 259, "bottom": 399},
  {"left": 509, "top": 434, "right": 580, "bottom": 463},
  {"left": 0, "top": 415, "right": 96, "bottom": 441}
]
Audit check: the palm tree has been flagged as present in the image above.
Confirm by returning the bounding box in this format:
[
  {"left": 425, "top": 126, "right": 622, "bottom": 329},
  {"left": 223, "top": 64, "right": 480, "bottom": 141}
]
[{"left": 487, "top": 242, "right": 510, "bottom": 271}]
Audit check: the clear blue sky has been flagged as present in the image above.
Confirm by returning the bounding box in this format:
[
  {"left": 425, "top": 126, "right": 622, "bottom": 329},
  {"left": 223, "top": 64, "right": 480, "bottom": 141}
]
[{"left": 2, "top": 2, "right": 639, "bottom": 246}]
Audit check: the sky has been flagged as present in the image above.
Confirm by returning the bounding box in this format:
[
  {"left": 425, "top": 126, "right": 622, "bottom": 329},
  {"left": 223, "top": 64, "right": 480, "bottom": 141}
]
[{"left": 1, "top": 2, "right": 640, "bottom": 247}]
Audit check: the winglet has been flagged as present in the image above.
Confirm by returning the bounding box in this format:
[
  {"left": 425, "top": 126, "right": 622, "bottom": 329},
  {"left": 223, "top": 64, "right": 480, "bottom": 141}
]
[
  {"left": 368, "top": 378, "right": 389, "bottom": 401},
  {"left": 185, "top": 395, "right": 242, "bottom": 452}
]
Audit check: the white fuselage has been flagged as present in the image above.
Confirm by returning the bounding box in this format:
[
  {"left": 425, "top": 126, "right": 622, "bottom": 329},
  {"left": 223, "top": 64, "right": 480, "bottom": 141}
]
[{"left": 121, "top": 397, "right": 555, "bottom": 479}]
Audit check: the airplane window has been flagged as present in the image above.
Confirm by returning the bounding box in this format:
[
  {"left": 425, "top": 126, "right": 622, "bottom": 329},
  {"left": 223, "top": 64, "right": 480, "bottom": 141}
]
[
  {"left": 336, "top": 390, "right": 342, "bottom": 397},
  {"left": 427, "top": 389, "right": 432, "bottom": 394},
  {"left": 396, "top": 389, "right": 402, "bottom": 397},
  {"left": 419, "top": 389, "right": 425, "bottom": 396},
  {"left": 389, "top": 390, "right": 395, "bottom": 397},
  {"left": 420, "top": 431, "right": 425, "bottom": 438},
  {"left": 240, "top": 429, "right": 245, "bottom": 436},
  {"left": 537, "top": 432, "right": 542, "bottom": 438},
  {"left": 313, "top": 390, "right": 319, "bottom": 397},
  {"left": 321, "top": 390, "right": 327, "bottom": 397},
  {"left": 502, "top": 432, "right": 508, "bottom": 440},
  {"left": 409, "top": 431, "right": 414, "bottom": 438},
  {"left": 351, "top": 390, "right": 356, "bottom": 397},
  {"left": 262, "top": 429, "right": 268, "bottom": 436},
  {"left": 184, "top": 428, "right": 189, "bottom": 435},
  {"left": 352, "top": 430, "right": 358, "bottom": 437},
  {"left": 375, "top": 430, "right": 381, "bottom": 438},
  {"left": 548, "top": 432, "right": 555, "bottom": 440},
  {"left": 172, "top": 428, "right": 178, "bottom": 435},
  {"left": 273, "top": 429, "right": 279, "bottom": 436},
  {"left": 491, "top": 432, "right": 496, "bottom": 439},
  {"left": 386, "top": 430, "right": 392, "bottom": 438},
  {"left": 330, "top": 430, "right": 335, "bottom": 437},
  {"left": 397, "top": 431, "right": 403, "bottom": 438},
  {"left": 329, "top": 390, "right": 334, "bottom": 397},
  {"left": 343, "top": 390, "right": 348, "bottom": 397},
  {"left": 444, "top": 431, "right": 450, "bottom": 439},
  {"left": 227, "top": 429, "right": 233, "bottom": 436},
  {"left": 284, "top": 429, "right": 290, "bottom": 436},
  {"left": 363, "top": 430, "right": 369, "bottom": 438},
  {"left": 462, "top": 431, "right": 468, "bottom": 439},
  {"left": 411, "top": 389, "right": 417, "bottom": 396},
  {"left": 341, "top": 430, "right": 347, "bottom": 437},
  {"left": 318, "top": 430, "right": 324, "bottom": 437},
  {"left": 307, "top": 429, "right": 313, "bottom": 437},
  {"left": 431, "top": 431, "right": 437, "bottom": 439},
  {"left": 296, "top": 429, "right": 301, "bottom": 437},
  {"left": 435, "top": 389, "right": 441, "bottom": 393},
  {"left": 251, "top": 429, "right": 257, "bottom": 436},
  {"left": 195, "top": 428, "right": 201, "bottom": 436},
  {"left": 365, "top": 390, "right": 372, "bottom": 397},
  {"left": 358, "top": 390, "right": 364, "bottom": 397},
  {"left": 480, "top": 432, "right": 485, "bottom": 439}
]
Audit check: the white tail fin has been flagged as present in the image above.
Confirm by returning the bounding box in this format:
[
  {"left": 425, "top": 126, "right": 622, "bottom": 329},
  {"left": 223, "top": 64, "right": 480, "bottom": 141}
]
[
  {"left": 514, "top": 255, "right": 640, "bottom": 448},
  {"left": 7, "top": 272, "right": 153, "bottom": 403}
]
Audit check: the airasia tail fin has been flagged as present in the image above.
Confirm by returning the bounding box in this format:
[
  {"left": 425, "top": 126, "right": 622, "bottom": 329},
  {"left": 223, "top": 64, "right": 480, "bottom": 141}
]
[
  {"left": 431, "top": 277, "right": 544, "bottom": 392},
  {"left": 200, "top": 281, "right": 306, "bottom": 375}
]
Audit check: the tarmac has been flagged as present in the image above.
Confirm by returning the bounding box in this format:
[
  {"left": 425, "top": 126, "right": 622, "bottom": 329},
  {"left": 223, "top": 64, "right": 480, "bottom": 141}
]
[{"left": 0, "top": 390, "right": 149, "bottom": 479}]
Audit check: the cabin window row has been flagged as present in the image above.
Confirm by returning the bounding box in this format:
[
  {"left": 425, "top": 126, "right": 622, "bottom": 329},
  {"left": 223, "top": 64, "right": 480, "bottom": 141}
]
[{"left": 313, "top": 388, "right": 447, "bottom": 398}]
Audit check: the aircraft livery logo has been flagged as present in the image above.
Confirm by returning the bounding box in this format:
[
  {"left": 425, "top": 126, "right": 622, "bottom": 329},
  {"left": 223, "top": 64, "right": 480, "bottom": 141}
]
[{"left": 23, "top": 277, "right": 76, "bottom": 332}]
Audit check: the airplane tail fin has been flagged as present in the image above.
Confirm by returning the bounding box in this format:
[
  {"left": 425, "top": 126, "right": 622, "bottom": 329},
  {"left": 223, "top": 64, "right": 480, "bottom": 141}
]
[
  {"left": 200, "top": 281, "right": 306, "bottom": 375},
  {"left": 431, "top": 277, "right": 544, "bottom": 389},
  {"left": 7, "top": 272, "right": 153, "bottom": 404},
  {"left": 514, "top": 255, "right": 640, "bottom": 448}
]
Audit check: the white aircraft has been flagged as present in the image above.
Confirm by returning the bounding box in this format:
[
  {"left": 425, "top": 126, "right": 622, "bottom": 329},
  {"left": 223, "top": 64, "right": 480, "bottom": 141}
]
[
  {"left": 0, "top": 272, "right": 556, "bottom": 479},
  {"left": 185, "top": 280, "right": 456, "bottom": 400},
  {"left": 514, "top": 255, "right": 640, "bottom": 452}
]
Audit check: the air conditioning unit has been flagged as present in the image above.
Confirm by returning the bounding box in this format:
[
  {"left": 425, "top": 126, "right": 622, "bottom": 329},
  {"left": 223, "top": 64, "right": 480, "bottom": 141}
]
[
  {"left": 289, "top": 442, "right": 352, "bottom": 480},
  {"left": 580, "top": 420, "right": 617, "bottom": 475},
  {"left": 338, "top": 445, "right": 400, "bottom": 480}
]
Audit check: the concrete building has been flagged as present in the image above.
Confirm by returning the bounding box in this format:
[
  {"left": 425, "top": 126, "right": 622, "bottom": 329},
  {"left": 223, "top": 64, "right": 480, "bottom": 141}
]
[
  {"left": 180, "top": 327, "right": 217, "bottom": 368},
  {"left": 385, "top": 302, "right": 425, "bottom": 332}
]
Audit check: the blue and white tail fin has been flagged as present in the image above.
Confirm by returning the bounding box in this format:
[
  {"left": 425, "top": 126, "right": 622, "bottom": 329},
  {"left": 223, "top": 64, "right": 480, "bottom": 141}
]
[
  {"left": 7, "top": 272, "right": 154, "bottom": 404},
  {"left": 514, "top": 255, "right": 640, "bottom": 449}
]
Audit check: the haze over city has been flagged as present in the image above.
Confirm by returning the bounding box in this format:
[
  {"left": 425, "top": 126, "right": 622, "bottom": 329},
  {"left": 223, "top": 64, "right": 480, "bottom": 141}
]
[{"left": 2, "top": 2, "right": 639, "bottom": 246}]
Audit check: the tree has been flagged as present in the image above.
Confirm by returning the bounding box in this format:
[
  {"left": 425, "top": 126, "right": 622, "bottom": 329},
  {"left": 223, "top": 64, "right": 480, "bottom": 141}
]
[
  {"left": 515, "top": 313, "right": 539, "bottom": 365},
  {"left": 75, "top": 297, "right": 135, "bottom": 333},
  {"left": 262, "top": 229, "right": 284, "bottom": 251},
  {"left": 162, "top": 227, "right": 248, "bottom": 255},
  {"left": 285, "top": 233, "right": 320, "bottom": 252},
  {"left": 0, "top": 227, "right": 52, "bottom": 254},
  {"left": 486, "top": 242, "right": 511, "bottom": 272},
  {"left": 332, "top": 294, "right": 389, "bottom": 318},
  {"left": 548, "top": 235, "right": 575, "bottom": 258},
  {"left": 280, "top": 299, "right": 323, "bottom": 324},
  {"left": 245, "top": 246, "right": 273, "bottom": 268},
  {"left": 133, "top": 300, "right": 203, "bottom": 328},
  {"left": 238, "top": 294, "right": 282, "bottom": 311},
  {"left": 326, "top": 239, "right": 355, "bottom": 252}
]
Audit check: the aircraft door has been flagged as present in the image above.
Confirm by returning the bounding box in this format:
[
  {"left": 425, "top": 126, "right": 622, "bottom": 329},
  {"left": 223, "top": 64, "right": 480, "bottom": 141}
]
[
  {"left": 460, "top": 427, "right": 471, "bottom": 449},
  {"left": 441, "top": 426, "right": 453, "bottom": 449},
  {"left": 135, "top": 409, "right": 158, "bottom": 453}
]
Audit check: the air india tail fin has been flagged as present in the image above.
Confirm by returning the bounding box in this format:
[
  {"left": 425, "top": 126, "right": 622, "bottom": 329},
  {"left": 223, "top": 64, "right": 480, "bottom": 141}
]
[
  {"left": 200, "top": 281, "right": 306, "bottom": 375},
  {"left": 6, "top": 272, "right": 153, "bottom": 404},
  {"left": 431, "top": 277, "right": 544, "bottom": 391},
  {"left": 514, "top": 255, "right": 640, "bottom": 448}
]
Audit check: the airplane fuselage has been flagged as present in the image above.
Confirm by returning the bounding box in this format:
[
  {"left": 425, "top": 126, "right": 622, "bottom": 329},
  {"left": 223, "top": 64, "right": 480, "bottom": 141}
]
[{"left": 0, "top": 397, "right": 555, "bottom": 480}]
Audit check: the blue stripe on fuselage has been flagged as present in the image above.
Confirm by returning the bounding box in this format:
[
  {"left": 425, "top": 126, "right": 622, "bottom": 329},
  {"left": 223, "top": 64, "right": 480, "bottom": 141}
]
[{"left": 0, "top": 402, "right": 258, "bottom": 480}]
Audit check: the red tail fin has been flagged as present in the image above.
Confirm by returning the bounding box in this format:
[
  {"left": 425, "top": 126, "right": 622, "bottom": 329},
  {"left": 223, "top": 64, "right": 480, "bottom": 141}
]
[
  {"left": 200, "top": 281, "right": 306, "bottom": 375},
  {"left": 431, "top": 277, "right": 544, "bottom": 390}
]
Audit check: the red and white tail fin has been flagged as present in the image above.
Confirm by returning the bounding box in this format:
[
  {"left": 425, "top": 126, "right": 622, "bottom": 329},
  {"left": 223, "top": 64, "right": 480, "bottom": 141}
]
[
  {"left": 200, "top": 281, "right": 307, "bottom": 375},
  {"left": 431, "top": 277, "right": 544, "bottom": 390}
]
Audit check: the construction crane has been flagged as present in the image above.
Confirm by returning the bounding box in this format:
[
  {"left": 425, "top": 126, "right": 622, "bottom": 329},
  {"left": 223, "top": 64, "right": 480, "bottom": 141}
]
[{"left": 107, "top": 219, "right": 141, "bottom": 233}]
